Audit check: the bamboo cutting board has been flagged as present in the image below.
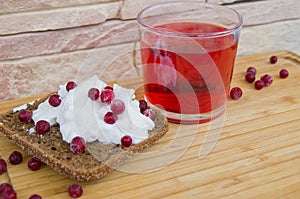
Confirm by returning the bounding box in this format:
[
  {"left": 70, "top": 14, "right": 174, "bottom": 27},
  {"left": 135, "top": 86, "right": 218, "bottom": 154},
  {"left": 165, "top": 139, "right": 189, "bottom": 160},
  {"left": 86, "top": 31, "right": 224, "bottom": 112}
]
[{"left": 0, "top": 50, "right": 300, "bottom": 198}]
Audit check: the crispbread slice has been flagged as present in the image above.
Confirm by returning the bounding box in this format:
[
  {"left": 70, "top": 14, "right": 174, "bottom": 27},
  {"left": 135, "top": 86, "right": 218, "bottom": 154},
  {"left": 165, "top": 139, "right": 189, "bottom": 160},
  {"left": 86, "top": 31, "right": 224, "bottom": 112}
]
[{"left": 0, "top": 95, "right": 168, "bottom": 181}]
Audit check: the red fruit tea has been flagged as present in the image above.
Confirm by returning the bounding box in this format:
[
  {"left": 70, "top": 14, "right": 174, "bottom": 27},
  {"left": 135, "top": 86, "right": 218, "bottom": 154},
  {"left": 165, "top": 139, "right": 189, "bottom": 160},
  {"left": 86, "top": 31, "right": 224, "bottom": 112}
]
[{"left": 140, "top": 22, "right": 238, "bottom": 122}]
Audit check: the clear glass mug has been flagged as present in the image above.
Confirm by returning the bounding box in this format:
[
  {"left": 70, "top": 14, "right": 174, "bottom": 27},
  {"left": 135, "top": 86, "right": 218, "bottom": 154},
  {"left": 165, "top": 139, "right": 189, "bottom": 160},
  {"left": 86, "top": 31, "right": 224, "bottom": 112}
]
[{"left": 137, "top": 2, "right": 243, "bottom": 124}]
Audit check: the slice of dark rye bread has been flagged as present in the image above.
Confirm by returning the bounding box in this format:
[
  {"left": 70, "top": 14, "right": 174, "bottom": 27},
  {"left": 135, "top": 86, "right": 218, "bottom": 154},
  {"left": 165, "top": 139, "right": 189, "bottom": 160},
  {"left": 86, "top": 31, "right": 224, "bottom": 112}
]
[{"left": 0, "top": 95, "right": 168, "bottom": 181}]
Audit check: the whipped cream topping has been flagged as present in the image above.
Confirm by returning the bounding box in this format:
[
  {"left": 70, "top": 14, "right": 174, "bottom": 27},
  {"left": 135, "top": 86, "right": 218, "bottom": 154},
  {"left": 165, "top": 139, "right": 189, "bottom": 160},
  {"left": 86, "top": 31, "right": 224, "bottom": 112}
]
[{"left": 32, "top": 75, "right": 155, "bottom": 144}]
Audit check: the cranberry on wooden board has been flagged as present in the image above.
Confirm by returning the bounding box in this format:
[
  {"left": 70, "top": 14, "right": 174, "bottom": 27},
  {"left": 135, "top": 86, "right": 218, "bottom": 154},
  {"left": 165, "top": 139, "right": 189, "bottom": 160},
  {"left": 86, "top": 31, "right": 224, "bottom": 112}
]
[
  {"left": 28, "top": 157, "right": 42, "bottom": 171},
  {"left": 260, "top": 74, "right": 273, "bottom": 87},
  {"left": 0, "top": 183, "right": 13, "bottom": 195},
  {"left": 246, "top": 66, "right": 257, "bottom": 75},
  {"left": 279, "top": 69, "right": 289, "bottom": 78},
  {"left": 0, "top": 158, "right": 7, "bottom": 174},
  {"left": 269, "top": 55, "right": 278, "bottom": 64},
  {"left": 29, "top": 194, "right": 42, "bottom": 199},
  {"left": 1, "top": 188, "right": 17, "bottom": 199},
  {"left": 230, "top": 87, "right": 243, "bottom": 100},
  {"left": 245, "top": 72, "right": 256, "bottom": 83},
  {"left": 8, "top": 151, "right": 23, "bottom": 165},
  {"left": 254, "top": 80, "right": 265, "bottom": 90},
  {"left": 68, "top": 184, "right": 83, "bottom": 198}
]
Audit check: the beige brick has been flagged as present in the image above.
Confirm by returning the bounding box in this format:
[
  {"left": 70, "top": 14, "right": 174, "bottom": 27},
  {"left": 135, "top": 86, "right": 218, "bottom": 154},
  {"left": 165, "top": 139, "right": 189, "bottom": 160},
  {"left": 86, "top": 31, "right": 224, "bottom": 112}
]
[
  {"left": 0, "top": 43, "right": 137, "bottom": 100},
  {"left": 120, "top": 0, "right": 300, "bottom": 26},
  {"left": 0, "top": 2, "right": 120, "bottom": 35},
  {"left": 120, "top": 0, "right": 206, "bottom": 20},
  {"left": 0, "top": 20, "right": 139, "bottom": 60},
  {"left": 238, "top": 19, "right": 300, "bottom": 56},
  {"left": 228, "top": 0, "right": 300, "bottom": 26},
  {"left": 0, "top": 0, "right": 119, "bottom": 14}
]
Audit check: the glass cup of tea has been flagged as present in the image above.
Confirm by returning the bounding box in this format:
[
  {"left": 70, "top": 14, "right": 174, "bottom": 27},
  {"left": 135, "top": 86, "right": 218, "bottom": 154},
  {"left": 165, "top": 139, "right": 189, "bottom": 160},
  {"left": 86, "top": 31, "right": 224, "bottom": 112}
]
[{"left": 137, "top": 2, "right": 243, "bottom": 124}]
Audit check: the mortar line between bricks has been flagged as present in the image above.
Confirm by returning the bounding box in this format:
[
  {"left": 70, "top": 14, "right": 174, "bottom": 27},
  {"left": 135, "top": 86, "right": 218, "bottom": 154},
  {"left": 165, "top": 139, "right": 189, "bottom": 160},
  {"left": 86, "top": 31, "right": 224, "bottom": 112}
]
[
  {"left": 0, "top": 41, "right": 136, "bottom": 63},
  {"left": 116, "top": 0, "right": 125, "bottom": 19},
  {"left": 0, "top": 17, "right": 136, "bottom": 37},
  {"left": 2, "top": 14, "right": 300, "bottom": 37},
  {"left": 242, "top": 17, "right": 300, "bottom": 28},
  {"left": 220, "top": 0, "right": 267, "bottom": 6},
  {"left": 1, "top": 16, "right": 299, "bottom": 62},
  {"left": 0, "top": 0, "right": 121, "bottom": 16}
]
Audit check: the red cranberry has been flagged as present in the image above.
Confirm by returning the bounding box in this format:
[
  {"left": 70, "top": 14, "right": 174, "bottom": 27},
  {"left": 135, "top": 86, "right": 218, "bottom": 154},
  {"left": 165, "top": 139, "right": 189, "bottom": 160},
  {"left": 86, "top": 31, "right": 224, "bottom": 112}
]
[
  {"left": 68, "top": 184, "right": 83, "bottom": 198},
  {"left": 0, "top": 158, "right": 7, "bottom": 174},
  {"left": 88, "top": 88, "right": 100, "bottom": 101},
  {"left": 139, "top": 100, "right": 148, "bottom": 113},
  {"left": 279, "top": 69, "right": 289, "bottom": 78},
  {"left": 121, "top": 135, "right": 132, "bottom": 147},
  {"left": 143, "top": 109, "right": 156, "bottom": 121},
  {"left": 1, "top": 188, "right": 17, "bottom": 199},
  {"left": 255, "top": 80, "right": 265, "bottom": 90},
  {"left": 269, "top": 55, "right": 278, "bottom": 64},
  {"left": 9, "top": 151, "right": 23, "bottom": 165},
  {"left": 0, "top": 183, "right": 13, "bottom": 195},
  {"left": 104, "top": 112, "right": 118, "bottom": 124},
  {"left": 18, "top": 109, "right": 32, "bottom": 123},
  {"left": 70, "top": 137, "right": 86, "bottom": 154},
  {"left": 246, "top": 66, "right": 257, "bottom": 75},
  {"left": 28, "top": 157, "right": 42, "bottom": 171},
  {"left": 110, "top": 99, "right": 125, "bottom": 115},
  {"left": 48, "top": 94, "right": 61, "bottom": 107},
  {"left": 104, "top": 86, "right": 113, "bottom": 91},
  {"left": 229, "top": 87, "right": 243, "bottom": 100},
  {"left": 66, "top": 81, "right": 77, "bottom": 92},
  {"left": 100, "top": 89, "right": 114, "bottom": 104},
  {"left": 245, "top": 72, "right": 256, "bottom": 83},
  {"left": 260, "top": 74, "right": 273, "bottom": 87},
  {"left": 35, "top": 120, "right": 50, "bottom": 135},
  {"left": 29, "top": 194, "right": 42, "bottom": 199}
]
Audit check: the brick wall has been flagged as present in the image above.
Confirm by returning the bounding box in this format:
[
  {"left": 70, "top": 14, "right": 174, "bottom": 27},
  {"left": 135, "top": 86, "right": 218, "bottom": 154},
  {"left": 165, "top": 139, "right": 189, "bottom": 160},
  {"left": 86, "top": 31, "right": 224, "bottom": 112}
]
[{"left": 0, "top": 0, "right": 299, "bottom": 100}]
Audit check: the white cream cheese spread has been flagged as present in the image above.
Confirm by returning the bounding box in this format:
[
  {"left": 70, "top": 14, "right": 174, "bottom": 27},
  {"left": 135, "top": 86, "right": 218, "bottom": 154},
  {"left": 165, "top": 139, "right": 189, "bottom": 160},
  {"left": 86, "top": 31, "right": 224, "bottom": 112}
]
[{"left": 31, "top": 75, "right": 155, "bottom": 144}]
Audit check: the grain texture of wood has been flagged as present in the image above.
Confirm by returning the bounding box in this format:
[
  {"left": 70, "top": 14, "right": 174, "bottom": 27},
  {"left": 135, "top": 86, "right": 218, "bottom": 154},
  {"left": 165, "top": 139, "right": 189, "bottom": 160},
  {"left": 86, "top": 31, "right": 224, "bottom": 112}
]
[{"left": 0, "top": 50, "right": 300, "bottom": 198}]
